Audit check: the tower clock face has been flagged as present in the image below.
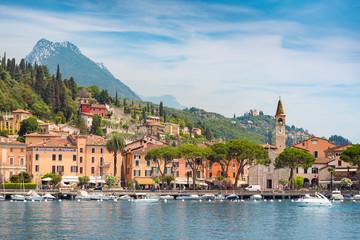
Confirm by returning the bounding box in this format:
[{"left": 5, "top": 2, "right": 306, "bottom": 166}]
[{"left": 277, "top": 128, "right": 283, "bottom": 134}]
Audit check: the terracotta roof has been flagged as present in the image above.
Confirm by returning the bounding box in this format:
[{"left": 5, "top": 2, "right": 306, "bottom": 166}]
[
  {"left": 275, "top": 100, "right": 285, "bottom": 115},
  {"left": 315, "top": 158, "right": 333, "bottom": 164},
  {"left": 24, "top": 132, "right": 61, "bottom": 137},
  {"left": 131, "top": 144, "right": 163, "bottom": 154},
  {"left": 0, "top": 136, "right": 26, "bottom": 145},
  {"left": 12, "top": 109, "right": 30, "bottom": 114},
  {"left": 328, "top": 144, "right": 352, "bottom": 152},
  {"left": 86, "top": 135, "right": 107, "bottom": 145},
  {"left": 30, "top": 138, "right": 75, "bottom": 148},
  {"left": 91, "top": 104, "right": 107, "bottom": 109}
]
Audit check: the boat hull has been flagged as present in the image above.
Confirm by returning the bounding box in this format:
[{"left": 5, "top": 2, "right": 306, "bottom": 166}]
[{"left": 11, "top": 195, "right": 26, "bottom": 201}]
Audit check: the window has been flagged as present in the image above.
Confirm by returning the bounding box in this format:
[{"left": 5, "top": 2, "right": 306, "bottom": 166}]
[
  {"left": 302, "top": 143, "right": 305, "bottom": 146},
  {"left": 304, "top": 168, "right": 308, "bottom": 174},
  {"left": 9, "top": 157, "right": 14, "bottom": 165},
  {"left": 134, "top": 170, "right": 140, "bottom": 176},
  {"left": 296, "top": 168, "right": 298, "bottom": 174},
  {"left": 57, "top": 166, "right": 64, "bottom": 173},
  {"left": 73, "top": 155, "right": 77, "bottom": 162},
  {"left": 10, "top": 148, "right": 13, "bottom": 152},
  {"left": 91, "top": 157, "right": 95, "bottom": 164},
  {"left": 58, "top": 155, "right": 62, "bottom": 161},
  {"left": 21, "top": 148, "right": 24, "bottom": 153},
  {"left": 186, "top": 162, "right": 191, "bottom": 168},
  {"left": 312, "top": 168, "right": 318, "bottom": 174},
  {"left": 313, "top": 151, "right": 318, "bottom": 158},
  {"left": 100, "top": 157, "right": 104, "bottom": 165},
  {"left": 146, "top": 160, "right": 150, "bottom": 166},
  {"left": 196, "top": 171, "right": 201, "bottom": 178},
  {"left": 52, "top": 166, "right": 56, "bottom": 174},
  {"left": 209, "top": 172, "right": 212, "bottom": 178},
  {"left": 79, "top": 156, "right": 83, "bottom": 163},
  {"left": 20, "top": 157, "right": 24, "bottom": 165},
  {"left": 35, "top": 165, "right": 40, "bottom": 172},
  {"left": 92, "top": 148, "right": 95, "bottom": 154},
  {"left": 338, "top": 160, "right": 342, "bottom": 166},
  {"left": 91, "top": 167, "right": 95, "bottom": 174},
  {"left": 209, "top": 163, "right": 213, "bottom": 170},
  {"left": 71, "top": 166, "right": 78, "bottom": 173},
  {"left": 35, "top": 154, "right": 39, "bottom": 161},
  {"left": 312, "top": 140, "right": 318, "bottom": 144},
  {"left": 173, "top": 162, "right": 179, "bottom": 168},
  {"left": 232, "top": 172, "right": 235, "bottom": 178},
  {"left": 79, "top": 167, "right": 83, "bottom": 174},
  {"left": 100, "top": 148, "right": 104, "bottom": 154},
  {"left": 135, "top": 160, "right": 139, "bottom": 166},
  {"left": 52, "top": 154, "right": 56, "bottom": 161},
  {"left": 152, "top": 167, "right": 158, "bottom": 175},
  {"left": 80, "top": 148, "right": 83, "bottom": 153},
  {"left": 232, "top": 163, "right": 236, "bottom": 170},
  {"left": 145, "top": 170, "right": 151, "bottom": 176},
  {"left": 134, "top": 155, "right": 141, "bottom": 160},
  {"left": 166, "top": 167, "right": 172, "bottom": 175}
]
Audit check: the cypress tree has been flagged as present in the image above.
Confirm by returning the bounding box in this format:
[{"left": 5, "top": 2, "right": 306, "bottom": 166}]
[
  {"left": 35, "top": 66, "right": 45, "bottom": 97},
  {"left": 147, "top": 102, "right": 150, "bottom": 112},
  {"left": 115, "top": 91, "right": 119, "bottom": 106},
  {"left": 159, "top": 101, "right": 163, "bottom": 116},
  {"left": 163, "top": 110, "right": 166, "bottom": 123}
]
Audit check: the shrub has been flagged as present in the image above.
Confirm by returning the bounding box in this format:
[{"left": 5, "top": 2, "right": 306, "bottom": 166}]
[{"left": 4, "top": 183, "right": 37, "bottom": 189}]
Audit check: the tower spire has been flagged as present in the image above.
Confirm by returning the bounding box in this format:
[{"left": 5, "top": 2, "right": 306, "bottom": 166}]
[{"left": 276, "top": 99, "right": 285, "bottom": 115}]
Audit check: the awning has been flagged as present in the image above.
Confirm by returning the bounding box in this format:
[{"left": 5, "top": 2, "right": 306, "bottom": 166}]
[
  {"left": 135, "top": 177, "right": 155, "bottom": 185},
  {"left": 42, "top": 177, "right": 52, "bottom": 181},
  {"left": 335, "top": 168, "right": 357, "bottom": 172}
]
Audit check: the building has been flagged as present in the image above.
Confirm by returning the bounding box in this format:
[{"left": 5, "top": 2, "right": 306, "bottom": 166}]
[
  {"left": 192, "top": 128, "right": 202, "bottom": 135},
  {"left": 0, "top": 109, "right": 30, "bottom": 134},
  {"left": 292, "top": 137, "right": 337, "bottom": 159},
  {"left": 79, "top": 98, "right": 108, "bottom": 118},
  {"left": 0, "top": 136, "right": 27, "bottom": 181},
  {"left": 163, "top": 122, "right": 180, "bottom": 136},
  {"left": 26, "top": 135, "right": 118, "bottom": 185},
  {"left": 25, "top": 132, "right": 61, "bottom": 145},
  {"left": 275, "top": 100, "right": 286, "bottom": 154}
]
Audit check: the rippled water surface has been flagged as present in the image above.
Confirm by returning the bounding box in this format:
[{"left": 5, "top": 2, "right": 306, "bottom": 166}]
[{"left": 1, "top": 200, "right": 360, "bottom": 239}]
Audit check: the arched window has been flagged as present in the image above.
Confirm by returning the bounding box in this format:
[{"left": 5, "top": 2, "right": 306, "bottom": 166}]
[{"left": 278, "top": 118, "right": 283, "bottom": 126}]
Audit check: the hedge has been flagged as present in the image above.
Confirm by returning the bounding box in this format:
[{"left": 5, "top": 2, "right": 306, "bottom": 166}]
[{"left": 3, "top": 183, "right": 37, "bottom": 189}]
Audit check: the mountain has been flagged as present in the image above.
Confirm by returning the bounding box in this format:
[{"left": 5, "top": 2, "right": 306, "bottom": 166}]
[
  {"left": 25, "top": 38, "right": 140, "bottom": 100},
  {"left": 141, "top": 94, "right": 186, "bottom": 109}
]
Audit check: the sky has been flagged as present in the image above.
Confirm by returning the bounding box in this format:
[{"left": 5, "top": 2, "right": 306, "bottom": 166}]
[{"left": 0, "top": 0, "right": 359, "bottom": 143}]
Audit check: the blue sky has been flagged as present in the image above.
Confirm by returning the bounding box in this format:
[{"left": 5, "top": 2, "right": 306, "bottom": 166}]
[{"left": 0, "top": 0, "right": 359, "bottom": 143}]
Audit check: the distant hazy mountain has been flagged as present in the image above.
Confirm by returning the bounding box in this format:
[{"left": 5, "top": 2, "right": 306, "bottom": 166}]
[
  {"left": 141, "top": 94, "right": 186, "bottom": 109},
  {"left": 25, "top": 38, "right": 140, "bottom": 100}
]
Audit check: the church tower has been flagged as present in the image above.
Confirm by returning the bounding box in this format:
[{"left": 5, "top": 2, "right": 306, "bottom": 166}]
[{"left": 275, "top": 99, "right": 286, "bottom": 153}]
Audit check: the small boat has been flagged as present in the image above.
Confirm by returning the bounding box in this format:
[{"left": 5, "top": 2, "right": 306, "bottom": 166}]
[
  {"left": 25, "top": 190, "right": 43, "bottom": 201},
  {"left": 201, "top": 194, "right": 215, "bottom": 200},
  {"left": 330, "top": 190, "right": 344, "bottom": 200},
  {"left": 43, "top": 193, "right": 56, "bottom": 201},
  {"left": 354, "top": 194, "right": 360, "bottom": 201},
  {"left": 250, "top": 194, "right": 262, "bottom": 200},
  {"left": 215, "top": 194, "right": 225, "bottom": 200},
  {"left": 344, "top": 194, "right": 354, "bottom": 201},
  {"left": 91, "top": 192, "right": 110, "bottom": 201},
  {"left": 75, "top": 191, "right": 91, "bottom": 201},
  {"left": 11, "top": 194, "right": 26, "bottom": 201},
  {"left": 226, "top": 194, "right": 239, "bottom": 201},
  {"left": 108, "top": 193, "right": 119, "bottom": 201},
  {"left": 295, "top": 193, "right": 332, "bottom": 207},
  {"left": 132, "top": 193, "right": 159, "bottom": 203},
  {"left": 119, "top": 194, "right": 133, "bottom": 200},
  {"left": 160, "top": 195, "right": 174, "bottom": 200},
  {"left": 177, "top": 194, "right": 200, "bottom": 200}
]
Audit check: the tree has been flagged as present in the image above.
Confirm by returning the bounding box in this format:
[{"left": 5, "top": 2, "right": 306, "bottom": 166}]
[
  {"left": 164, "top": 175, "right": 174, "bottom": 189},
  {"left": 227, "top": 139, "right": 270, "bottom": 189},
  {"left": 78, "top": 176, "right": 90, "bottom": 189},
  {"left": 208, "top": 143, "right": 231, "bottom": 179},
  {"left": 18, "top": 117, "right": 39, "bottom": 136},
  {"left": 159, "top": 101, "right": 163, "bottom": 117},
  {"left": 275, "top": 148, "right": 316, "bottom": 190},
  {"left": 91, "top": 114, "right": 103, "bottom": 136},
  {"left": 145, "top": 146, "right": 180, "bottom": 189},
  {"left": 42, "top": 173, "right": 62, "bottom": 188},
  {"left": 294, "top": 176, "right": 304, "bottom": 189},
  {"left": 341, "top": 177, "right": 353, "bottom": 189},
  {"left": 142, "top": 108, "right": 147, "bottom": 124},
  {"left": 106, "top": 132, "right": 126, "bottom": 179},
  {"left": 179, "top": 144, "right": 210, "bottom": 190},
  {"left": 105, "top": 176, "right": 119, "bottom": 189},
  {"left": 340, "top": 145, "right": 360, "bottom": 189},
  {"left": 328, "top": 168, "right": 335, "bottom": 190},
  {"left": 278, "top": 178, "right": 288, "bottom": 189}
]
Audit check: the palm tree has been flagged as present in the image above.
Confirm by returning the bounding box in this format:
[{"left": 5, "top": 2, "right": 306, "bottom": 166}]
[
  {"left": 106, "top": 132, "right": 126, "bottom": 177},
  {"left": 328, "top": 168, "right": 334, "bottom": 190}
]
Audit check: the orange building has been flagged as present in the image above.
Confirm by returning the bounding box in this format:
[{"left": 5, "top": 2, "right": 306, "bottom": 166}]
[
  {"left": 26, "top": 135, "right": 119, "bottom": 185},
  {"left": 292, "top": 137, "right": 337, "bottom": 159},
  {"left": 0, "top": 109, "right": 30, "bottom": 133},
  {"left": 0, "top": 136, "right": 27, "bottom": 181}
]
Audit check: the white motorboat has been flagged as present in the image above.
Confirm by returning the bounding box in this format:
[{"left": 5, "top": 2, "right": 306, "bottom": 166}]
[
  {"left": 160, "top": 195, "right": 175, "bottom": 200},
  {"left": 108, "top": 193, "right": 119, "bottom": 201},
  {"left": 201, "top": 194, "right": 215, "bottom": 200},
  {"left": 75, "top": 191, "right": 91, "bottom": 201},
  {"left": 132, "top": 193, "right": 159, "bottom": 203},
  {"left": 330, "top": 190, "right": 344, "bottom": 200},
  {"left": 11, "top": 194, "right": 26, "bottom": 201},
  {"left": 43, "top": 193, "right": 56, "bottom": 201},
  {"left": 354, "top": 194, "right": 360, "bottom": 201},
  {"left": 119, "top": 194, "right": 133, "bottom": 200},
  {"left": 226, "top": 194, "right": 239, "bottom": 201},
  {"left": 177, "top": 194, "right": 200, "bottom": 200},
  {"left": 250, "top": 194, "right": 262, "bottom": 200},
  {"left": 295, "top": 193, "right": 332, "bottom": 207},
  {"left": 91, "top": 192, "right": 110, "bottom": 201},
  {"left": 215, "top": 194, "right": 225, "bottom": 200},
  {"left": 25, "top": 190, "right": 43, "bottom": 201}
]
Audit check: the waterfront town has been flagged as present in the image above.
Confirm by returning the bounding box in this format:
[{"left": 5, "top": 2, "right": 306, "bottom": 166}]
[{"left": 0, "top": 98, "right": 357, "bottom": 195}]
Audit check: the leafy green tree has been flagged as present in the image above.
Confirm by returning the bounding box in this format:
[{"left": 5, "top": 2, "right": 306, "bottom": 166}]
[
  {"left": 294, "top": 176, "right": 304, "bottom": 189},
  {"left": 72, "top": 116, "right": 87, "bottom": 134},
  {"left": 275, "top": 148, "right": 316, "bottom": 190},
  {"left": 10, "top": 175, "right": 20, "bottom": 183},
  {"left": 106, "top": 132, "right": 125, "bottom": 179},
  {"left": 340, "top": 145, "right": 360, "bottom": 189},
  {"left": 278, "top": 178, "right": 288, "bottom": 189},
  {"left": 78, "top": 176, "right": 90, "bottom": 189},
  {"left": 42, "top": 173, "right": 62, "bottom": 188},
  {"left": 91, "top": 114, "right": 103, "bottom": 136},
  {"left": 208, "top": 143, "right": 231, "bottom": 178},
  {"left": 164, "top": 175, "right": 174, "bottom": 189},
  {"left": 105, "top": 175, "right": 119, "bottom": 189},
  {"left": 18, "top": 117, "right": 38, "bottom": 136},
  {"left": 341, "top": 177, "right": 353, "bottom": 189},
  {"left": 227, "top": 139, "right": 270, "bottom": 189}
]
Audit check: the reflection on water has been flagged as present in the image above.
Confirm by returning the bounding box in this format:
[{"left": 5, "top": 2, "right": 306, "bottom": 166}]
[{"left": 1, "top": 200, "right": 360, "bottom": 239}]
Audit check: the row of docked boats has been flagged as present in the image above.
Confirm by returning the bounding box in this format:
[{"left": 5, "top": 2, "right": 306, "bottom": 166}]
[{"left": 9, "top": 190, "right": 56, "bottom": 202}]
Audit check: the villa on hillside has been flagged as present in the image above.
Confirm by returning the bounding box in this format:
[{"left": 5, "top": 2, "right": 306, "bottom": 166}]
[{"left": 0, "top": 109, "right": 30, "bottom": 133}]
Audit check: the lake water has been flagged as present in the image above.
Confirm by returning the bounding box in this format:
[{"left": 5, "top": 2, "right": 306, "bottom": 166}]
[{"left": 1, "top": 200, "right": 360, "bottom": 239}]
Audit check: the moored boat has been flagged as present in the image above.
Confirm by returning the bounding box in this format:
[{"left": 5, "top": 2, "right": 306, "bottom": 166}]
[
  {"left": 215, "top": 194, "right": 225, "bottom": 200},
  {"left": 330, "top": 190, "right": 344, "bottom": 200},
  {"left": 249, "top": 194, "right": 262, "bottom": 200},
  {"left": 43, "top": 193, "right": 56, "bottom": 201},
  {"left": 25, "top": 190, "right": 43, "bottom": 201},
  {"left": 132, "top": 193, "right": 159, "bottom": 203},
  {"left": 295, "top": 193, "right": 332, "bottom": 207},
  {"left": 91, "top": 192, "right": 110, "bottom": 201},
  {"left": 177, "top": 194, "right": 200, "bottom": 200},
  {"left": 226, "top": 194, "right": 239, "bottom": 201},
  {"left": 201, "top": 194, "right": 215, "bottom": 200},
  {"left": 119, "top": 194, "right": 133, "bottom": 200},
  {"left": 75, "top": 191, "right": 91, "bottom": 201},
  {"left": 160, "top": 195, "right": 174, "bottom": 200}
]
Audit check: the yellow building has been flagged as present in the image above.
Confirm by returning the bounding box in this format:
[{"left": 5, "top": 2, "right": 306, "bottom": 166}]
[
  {"left": 0, "top": 109, "right": 30, "bottom": 133},
  {"left": 0, "top": 136, "right": 27, "bottom": 181}
]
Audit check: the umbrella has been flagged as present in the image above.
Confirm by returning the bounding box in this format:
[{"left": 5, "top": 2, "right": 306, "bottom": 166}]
[{"left": 42, "top": 177, "right": 52, "bottom": 181}]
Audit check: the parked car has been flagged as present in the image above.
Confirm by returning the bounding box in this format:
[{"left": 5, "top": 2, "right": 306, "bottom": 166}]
[{"left": 244, "top": 185, "right": 261, "bottom": 191}]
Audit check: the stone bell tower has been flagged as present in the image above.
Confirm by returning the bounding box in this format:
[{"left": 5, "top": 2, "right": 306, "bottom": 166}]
[{"left": 275, "top": 98, "right": 286, "bottom": 153}]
